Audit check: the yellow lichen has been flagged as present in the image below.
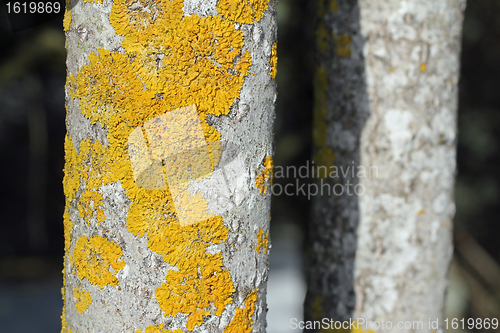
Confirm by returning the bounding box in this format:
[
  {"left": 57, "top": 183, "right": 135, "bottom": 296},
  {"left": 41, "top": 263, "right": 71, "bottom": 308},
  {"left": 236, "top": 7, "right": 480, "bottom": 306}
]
[
  {"left": 186, "top": 308, "right": 210, "bottom": 330},
  {"left": 63, "top": 135, "right": 79, "bottom": 204},
  {"left": 74, "top": 286, "right": 92, "bottom": 313},
  {"left": 155, "top": 230, "right": 235, "bottom": 318},
  {"left": 330, "top": 0, "right": 339, "bottom": 12},
  {"left": 316, "top": 22, "right": 329, "bottom": 55},
  {"left": 255, "top": 156, "right": 274, "bottom": 194},
  {"left": 77, "top": 139, "right": 119, "bottom": 225},
  {"left": 270, "top": 42, "right": 278, "bottom": 79},
  {"left": 63, "top": 210, "right": 73, "bottom": 254},
  {"left": 64, "top": 0, "right": 275, "bottom": 329},
  {"left": 318, "top": 0, "right": 339, "bottom": 16},
  {"left": 420, "top": 63, "right": 427, "bottom": 72},
  {"left": 313, "top": 118, "right": 328, "bottom": 148},
  {"left": 238, "top": 51, "right": 253, "bottom": 77},
  {"left": 217, "top": 0, "right": 270, "bottom": 24},
  {"left": 313, "top": 147, "right": 335, "bottom": 179},
  {"left": 135, "top": 324, "right": 183, "bottom": 333},
  {"left": 78, "top": 189, "right": 105, "bottom": 225},
  {"left": 333, "top": 34, "right": 352, "bottom": 58},
  {"left": 60, "top": 306, "right": 73, "bottom": 333},
  {"left": 311, "top": 295, "right": 323, "bottom": 319},
  {"left": 313, "top": 67, "right": 328, "bottom": 147},
  {"left": 224, "top": 290, "right": 258, "bottom": 333},
  {"left": 256, "top": 229, "right": 269, "bottom": 254},
  {"left": 63, "top": 1, "right": 72, "bottom": 32},
  {"left": 71, "top": 235, "right": 125, "bottom": 288}
]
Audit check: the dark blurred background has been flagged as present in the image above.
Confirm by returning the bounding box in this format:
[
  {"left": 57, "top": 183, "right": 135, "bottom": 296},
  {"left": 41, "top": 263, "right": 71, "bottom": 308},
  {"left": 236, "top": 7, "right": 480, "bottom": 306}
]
[{"left": 0, "top": 0, "right": 499, "bottom": 332}]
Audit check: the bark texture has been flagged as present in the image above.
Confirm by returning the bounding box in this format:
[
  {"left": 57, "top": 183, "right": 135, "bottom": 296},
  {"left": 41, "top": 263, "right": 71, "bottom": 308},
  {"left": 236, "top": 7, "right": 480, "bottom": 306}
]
[
  {"left": 61, "top": 0, "right": 277, "bottom": 332},
  {"left": 306, "top": 0, "right": 465, "bottom": 332}
]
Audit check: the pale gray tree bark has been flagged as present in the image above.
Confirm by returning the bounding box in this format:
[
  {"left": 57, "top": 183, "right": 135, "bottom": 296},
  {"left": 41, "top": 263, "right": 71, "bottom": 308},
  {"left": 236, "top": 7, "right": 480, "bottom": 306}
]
[
  {"left": 62, "top": 0, "right": 277, "bottom": 332},
  {"left": 306, "top": 0, "right": 466, "bottom": 332}
]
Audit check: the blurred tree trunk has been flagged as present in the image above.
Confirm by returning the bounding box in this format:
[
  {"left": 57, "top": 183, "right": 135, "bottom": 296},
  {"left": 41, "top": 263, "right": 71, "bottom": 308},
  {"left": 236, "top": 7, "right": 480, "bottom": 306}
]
[
  {"left": 61, "top": 0, "right": 277, "bottom": 332},
  {"left": 305, "top": 0, "right": 465, "bottom": 331}
]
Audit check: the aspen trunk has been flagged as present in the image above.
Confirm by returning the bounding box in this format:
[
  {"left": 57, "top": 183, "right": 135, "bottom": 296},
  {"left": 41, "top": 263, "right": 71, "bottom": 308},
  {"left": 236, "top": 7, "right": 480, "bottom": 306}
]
[
  {"left": 306, "top": 0, "right": 465, "bottom": 331},
  {"left": 61, "top": 0, "right": 277, "bottom": 332}
]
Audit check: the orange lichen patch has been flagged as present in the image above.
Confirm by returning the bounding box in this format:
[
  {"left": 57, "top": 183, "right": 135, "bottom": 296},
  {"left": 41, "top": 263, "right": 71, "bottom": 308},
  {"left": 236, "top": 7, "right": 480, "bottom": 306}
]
[
  {"left": 313, "top": 118, "right": 328, "bottom": 148},
  {"left": 313, "top": 67, "right": 328, "bottom": 112},
  {"left": 63, "top": 210, "right": 73, "bottom": 253},
  {"left": 71, "top": 235, "right": 125, "bottom": 288},
  {"left": 64, "top": 0, "right": 267, "bottom": 326},
  {"left": 224, "top": 290, "right": 258, "bottom": 333},
  {"left": 217, "top": 0, "right": 270, "bottom": 24},
  {"left": 270, "top": 41, "right": 278, "bottom": 79},
  {"left": 311, "top": 295, "right": 323, "bottom": 319},
  {"left": 313, "top": 67, "right": 328, "bottom": 148},
  {"left": 135, "top": 324, "right": 183, "bottom": 333},
  {"left": 317, "top": 0, "right": 339, "bottom": 16},
  {"left": 330, "top": 0, "right": 339, "bottom": 12},
  {"left": 61, "top": 306, "right": 73, "bottom": 333},
  {"left": 74, "top": 286, "right": 92, "bottom": 313},
  {"left": 101, "top": 12, "right": 250, "bottom": 121},
  {"left": 417, "top": 209, "right": 425, "bottom": 216},
  {"left": 256, "top": 229, "right": 269, "bottom": 254},
  {"left": 63, "top": 1, "right": 72, "bottom": 31},
  {"left": 62, "top": 136, "right": 76, "bottom": 255},
  {"left": 63, "top": 135, "right": 79, "bottom": 203},
  {"left": 80, "top": 139, "right": 119, "bottom": 187},
  {"left": 186, "top": 308, "right": 210, "bottom": 330},
  {"left": 69, "top": 50, "right": 147, "bottom": 130},
  {"left": 255, "top": 156, "right": 274, "bottom": 194},
  {"left": 132, "top": 105, "right": 217, "bottom": 227},
  {"left": 153, "top": 217, "right": 234, "bottom": 318},
  {"left": 70, "top": 139, "right": 120, "bottom": 225},
  {"left": 313, "top": 147, "right": 334, "bottom": 179},
  {"left": 78, "top": 189, "right": 105, "bottom": 225},
  {"left": 333, "top": 34, "right": 351, "bottom": 58},
  {"left": 111, "top": 0, "right": 184, "bottom": 42},
  {"left": 238, "top": 51, "right": 253, "bottom": 77},
  {"left": 155, "top": 250, "right": 235, "bottom": 318},
  {"left": 420, "top": 63, "right": 427, "bottom": 72},
  {"left": 316, "top": 22, "right": 329, "bottom": 55}
]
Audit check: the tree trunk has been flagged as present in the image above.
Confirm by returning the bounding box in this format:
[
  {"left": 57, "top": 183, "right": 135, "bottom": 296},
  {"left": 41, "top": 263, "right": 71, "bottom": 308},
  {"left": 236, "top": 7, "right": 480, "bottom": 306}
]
[
  {"left": 61, "top": 1, "right": 277, "bottom": 332},
  {"left": 306, "top": 0, "right": 465, "bottom": 331}
]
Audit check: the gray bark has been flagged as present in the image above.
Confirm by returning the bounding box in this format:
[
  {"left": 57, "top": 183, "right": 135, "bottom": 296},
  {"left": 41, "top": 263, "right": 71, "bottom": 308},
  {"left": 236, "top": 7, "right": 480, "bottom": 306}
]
[
  {"left": 62, "top": 0, "right": 277, "bottom": 332},
  {"left": 306, "top": 0, "right": 465, "bottom": 332}
]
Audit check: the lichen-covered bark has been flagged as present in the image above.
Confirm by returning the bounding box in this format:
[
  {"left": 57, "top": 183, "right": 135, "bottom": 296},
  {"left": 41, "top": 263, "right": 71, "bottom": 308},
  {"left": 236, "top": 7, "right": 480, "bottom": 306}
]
[
  {"left": 62, "top": 0, "right": 277, "bottom": 332},
  {"left": 305, "top": 0, "right": 369, "bottom": 324},
  {"left": 306, "top": 0, "right": 465, "bottom": 332}
]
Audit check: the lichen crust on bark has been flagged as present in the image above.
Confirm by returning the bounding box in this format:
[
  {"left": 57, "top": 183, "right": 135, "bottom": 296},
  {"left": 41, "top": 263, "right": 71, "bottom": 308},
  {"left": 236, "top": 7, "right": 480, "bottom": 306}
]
[
  {"left": 62, "top": 0, "right": 277, "bottom": 332},
  {"left": 355, "top": 1, "right": 466, "bottom": 331},
  {"left": 306, "top": 0, "right": 465, "bottom": 332}
]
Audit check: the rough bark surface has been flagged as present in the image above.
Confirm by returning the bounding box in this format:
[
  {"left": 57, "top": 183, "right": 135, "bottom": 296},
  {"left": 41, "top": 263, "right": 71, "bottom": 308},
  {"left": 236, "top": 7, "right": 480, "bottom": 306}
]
[
  {"left": 306, "top": 0, "right": 465, "bottom": 332},
  {"left": 305, "top": 0, "right": 369, "bottom": 324},
  {"left": 61, "top": 0, "right": 277, "bottom": 332}
]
